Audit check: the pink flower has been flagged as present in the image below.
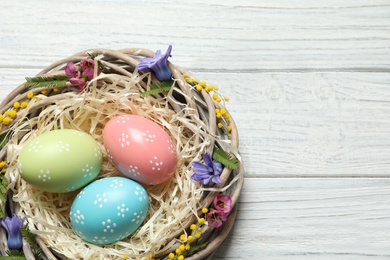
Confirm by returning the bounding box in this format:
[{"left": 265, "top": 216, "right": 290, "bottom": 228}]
[
  {"left": 206, "top": 209, "right": 227, "bottom": 228},
  {"left": 213, "top": 194, "right": 232, "bottom": 213},
  {"left": 69, "top": 77, "right": 86, "bottom": 92},
  {"left": 65, "top": 58, "right": 101, "bottom": 92},
  {"left": 80, "top": 58, "right": 95, "bottom": 80},
  {"left": 65, "top": 62, "right": 80, "bottom": 78}
]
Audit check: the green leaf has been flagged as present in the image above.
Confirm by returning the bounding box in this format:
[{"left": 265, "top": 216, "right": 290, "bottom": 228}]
[
  {"left": 0, "top": 174, "right": 6, "bottom": 218},
  {"left": 0, "top": 175, "right": 8, "bottom": 207},
  {"left": 0, "top": 207, "right": 4, "bottom": 218},
  {"left": 212, "top": 148, "right": 239, "bottom": 170},
  {"left": 0, "top": 183, "right": 7, "bottom": 194},
  {"left": 21, "top": 225, "right": 35, "bottom": 245},
  {"left": 0, "top": 193, "right": 6, "bottom": 205},
  {"left": 1, "top": 174, "right": 8, "bottom": 186},
  {"left": 20, "top": 226, "right": 44, "bottom": 260},
  {"left": 182, "top": 242, "right": 208, "bottom": 257},
  {"left": 25, "top": 75, "right": 68, "bottom": 88},
  {"left": 1, "top": 250, "right": 25, "bottom": 258},
  {"left": 0, "top": 133, "right": 9, "bottom": 149},
  {"left": 141, "top": 81, "right": 174, "bottom": 97}
]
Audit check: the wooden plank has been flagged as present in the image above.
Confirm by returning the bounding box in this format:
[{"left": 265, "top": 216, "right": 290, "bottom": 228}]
[
  {"left": 215, "top": 178, "right": 390, "bottom": 259},
  {"left": 0, "top": 0, "right": 389, "bottom": 71},
  {"left": 1, "top": 70, "right": 390, "bottom": 178},
  {"left": 190, "top": 71, "right": 390, "bottom": 177},
  {"left": 0, "top": 1, "right": 388, "bottom": 260}
]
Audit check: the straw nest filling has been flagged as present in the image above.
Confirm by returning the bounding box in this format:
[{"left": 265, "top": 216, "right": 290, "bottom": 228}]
[{"left": 1, "top": 48, "right": 242, "bottom": 260}]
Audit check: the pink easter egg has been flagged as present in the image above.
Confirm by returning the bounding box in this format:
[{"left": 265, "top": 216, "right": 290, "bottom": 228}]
[{"left": 103, "top": 115, "right": 177, "bottom": 185}]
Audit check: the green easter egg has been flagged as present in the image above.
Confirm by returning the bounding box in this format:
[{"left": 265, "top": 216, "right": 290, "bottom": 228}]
[{"left": 18, "top": 129, "right": 102, "bottom": 192}]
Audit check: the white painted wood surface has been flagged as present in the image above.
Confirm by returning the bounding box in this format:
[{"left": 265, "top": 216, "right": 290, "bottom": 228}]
[{"left": 1, "top": 0, "right": 390, "bottom": 259}]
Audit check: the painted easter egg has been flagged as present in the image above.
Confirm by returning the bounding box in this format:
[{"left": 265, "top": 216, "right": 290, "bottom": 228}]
[
  {"left": 18, "top": 129, "right": 102, "bottom": 192},
  {"left": 103, "top": 115, "right": 177, "bottom": 185},
  {"left": 70, "top": 177, "right": 149, "bottom": 244}
]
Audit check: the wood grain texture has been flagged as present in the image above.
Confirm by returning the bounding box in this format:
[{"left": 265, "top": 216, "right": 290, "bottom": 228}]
[
  {"left": 195, "top": 72, "right": 390, "bottom": 178},
  {"left": 215, "top": 178, "right": 390, "bottom": 259},
  {"left": 2, "top": 70, "right": 389, "bottom": 178},
  {"left": 0, "top": 0, "right": 389, "bottom": 258},
  {"left": 0, "top": 0, "right": 389, "bottom": 71}
]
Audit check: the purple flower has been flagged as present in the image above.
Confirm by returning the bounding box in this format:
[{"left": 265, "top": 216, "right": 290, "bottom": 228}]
[
  {"left": 191, "top": 152, "right": 223, "bottom": 185},
  {"left": 213, "top": 194, "right": 232, "bottom": 213},
  {"left": 206, "top": 209, "right": 227, "bottom": 228},
  {"left": 1, "top": 214, "right": 25, "bottom": 250},
  {"left": 138, "top": 45, "right": 172, "bottom": 81}
]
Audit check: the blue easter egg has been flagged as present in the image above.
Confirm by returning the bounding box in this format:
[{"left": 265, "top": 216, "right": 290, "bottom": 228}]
[{"left": 70, "top": 177, "right": 148, "bottom": 244}]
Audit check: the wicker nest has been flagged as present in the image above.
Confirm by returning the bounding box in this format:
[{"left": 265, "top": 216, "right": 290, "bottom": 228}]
[{"left": 0, "top": 47, "right": 244, "bottom": 260}]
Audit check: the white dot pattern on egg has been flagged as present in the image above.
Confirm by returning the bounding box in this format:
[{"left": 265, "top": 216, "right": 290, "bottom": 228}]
[
  {"left": 135, "top": 186, "right": 147, "bottom": 202},
  {"left": 127, "top": 165, "right": 141, "bottom": 178},
  {"left": 55, "top": 141, "right": 70, "bottom": 152},
  {"left": 70, "top": 177, "right": 149, "bottom": 245},
  {"left": 103, "top": 115, "right": 178, "bottom": 185},
  {"left": 118, "top": 132, "right": 131, "bottom": 148},
  {"left": 94, "top": 146, "right": 102, "bottom": 158},
  {"left": 27, "top": 141, "right": 43, "bottom": 153},
  {"left": 143, "top": 130, "right": 156, "bottom": 142},
  {"left": 37, "top": 169, "right": 51, "bottom": 182},
  {"left": 93, "top": 193, "right": 108, "bottom": 208},
  {"left": 18, "top": 129, "right": 103, "bottom": 193},
  {"left": 82, "top": 164, "right": 95, "bottom": 178}
]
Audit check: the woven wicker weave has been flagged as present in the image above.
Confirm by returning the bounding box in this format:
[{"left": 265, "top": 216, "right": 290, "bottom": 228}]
[{"left": 0, "top": 48, "right": 244, "bottom": 260}]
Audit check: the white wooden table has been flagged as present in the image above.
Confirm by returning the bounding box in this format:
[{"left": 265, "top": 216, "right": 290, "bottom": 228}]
[{"left": 1, "top": 1, "right": 390, "bottom": 259}]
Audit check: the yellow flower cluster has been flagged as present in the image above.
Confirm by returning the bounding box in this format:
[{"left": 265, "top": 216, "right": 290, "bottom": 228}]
[
  {"left": 0, "top": 91, "right": 37, "bottom": 126},
  {"left": 215, "top": 108, "right": 232, "bottom": 132},
  {"left": 183, "top": 74, "right": 232, "bottom": 134},
  {"left": 168, "top": 208, "right": 209, "bottom": 260},
  {"left": 0, "top": 87, "right": 56, "bottom": 127},
  {"left": 0, "top": 160, "right": 7, "bottom": 174}
]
